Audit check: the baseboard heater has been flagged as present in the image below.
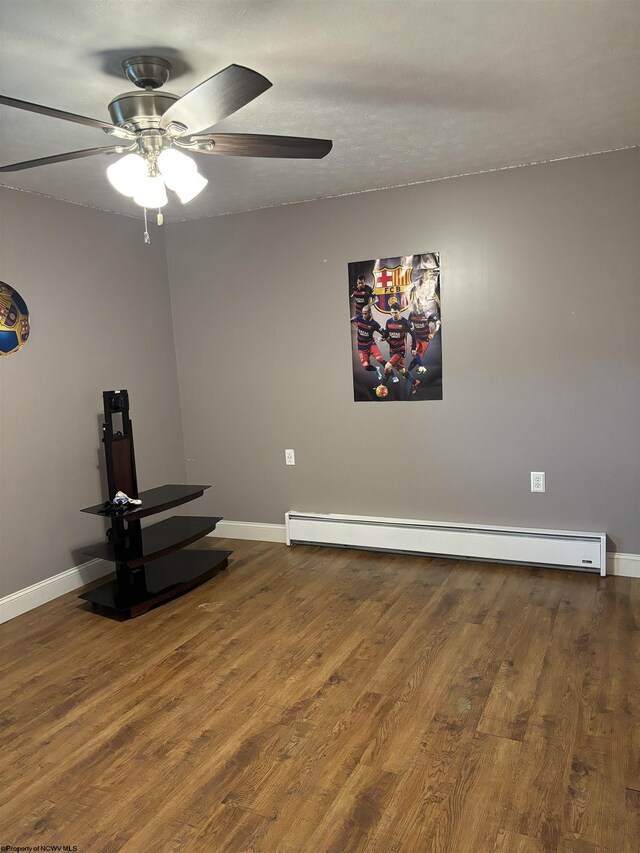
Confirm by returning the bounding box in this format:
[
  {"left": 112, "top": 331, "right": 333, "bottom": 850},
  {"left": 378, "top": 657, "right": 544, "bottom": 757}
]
[{"left": 285, "top": 512, "right": 607, "bottom": 576}]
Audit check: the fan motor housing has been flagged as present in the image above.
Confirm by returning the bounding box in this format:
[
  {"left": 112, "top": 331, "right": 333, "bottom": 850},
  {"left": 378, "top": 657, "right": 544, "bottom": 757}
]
[{"left": 108, "top": 90, "right": 179, "bottom": 131}]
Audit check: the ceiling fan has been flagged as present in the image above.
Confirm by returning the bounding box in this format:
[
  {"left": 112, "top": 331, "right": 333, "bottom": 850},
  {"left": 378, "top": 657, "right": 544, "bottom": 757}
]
[{"left": 0, "top": 56, "right": 333, "bottom": 217}]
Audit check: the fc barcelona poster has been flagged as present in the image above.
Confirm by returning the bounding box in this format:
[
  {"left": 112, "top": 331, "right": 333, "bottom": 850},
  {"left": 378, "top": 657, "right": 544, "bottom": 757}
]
[{"left": 348, "top": 252, "right": 442, "bottom": 402}]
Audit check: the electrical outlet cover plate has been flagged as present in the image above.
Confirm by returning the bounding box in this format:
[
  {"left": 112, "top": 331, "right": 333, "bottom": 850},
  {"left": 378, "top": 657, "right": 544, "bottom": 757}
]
[
  {"left": 531, "top": 471, "right": 545, "bottom": 492},
  {"left": 285, "top": 449, "right": 295, "bottom": 466}
]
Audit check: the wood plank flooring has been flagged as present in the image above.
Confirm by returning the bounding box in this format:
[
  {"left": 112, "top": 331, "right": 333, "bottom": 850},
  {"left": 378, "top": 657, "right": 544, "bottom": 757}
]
[{"left": 0, "top": 539, "right": 638, "bottom": 852}]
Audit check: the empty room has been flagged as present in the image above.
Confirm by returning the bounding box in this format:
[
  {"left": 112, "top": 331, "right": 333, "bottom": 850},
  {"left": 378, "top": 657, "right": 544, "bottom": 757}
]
[{"left": 0, "top": 1, "right": 638, "bottom": 851}]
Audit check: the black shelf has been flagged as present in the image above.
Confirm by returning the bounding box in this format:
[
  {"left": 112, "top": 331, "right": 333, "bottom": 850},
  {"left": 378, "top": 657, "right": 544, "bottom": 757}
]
[
  {"left": 81, "top": 484, "right": 210, "bottom": 521},
  {"left": 80, "top": 390, "right": 232, "bottom": 619},
  {"left": 82, "top": 516, "right": 222, "bottom": 568},
  {"left": 79, "top": 548, "right": 231, "bottom": 617}
]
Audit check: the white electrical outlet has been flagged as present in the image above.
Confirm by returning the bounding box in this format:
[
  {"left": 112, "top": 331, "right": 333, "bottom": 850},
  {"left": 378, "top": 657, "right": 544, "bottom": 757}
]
[
  {"left": 285, "top": 449, "right": 295, "bottom": 466},
  {"left": 531, "top": 472, "right": 545, "bottom": 492}
]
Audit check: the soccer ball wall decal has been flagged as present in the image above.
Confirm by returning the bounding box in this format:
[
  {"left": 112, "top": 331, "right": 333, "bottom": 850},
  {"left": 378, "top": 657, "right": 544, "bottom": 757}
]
[{"left": 0, "top": 282, "right": 30, "bottom": 356}]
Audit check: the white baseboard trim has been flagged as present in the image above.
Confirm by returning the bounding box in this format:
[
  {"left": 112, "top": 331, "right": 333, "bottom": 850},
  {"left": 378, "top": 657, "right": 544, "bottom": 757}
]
[
  {"left": 0, "top": 558, "right": 112, "bottom": 625},
  {"left": 208, "top": 520, "right": 287, "bottom": 543},
  {"left": 608, "top": 552, "right": 640, "bottom": 578}
]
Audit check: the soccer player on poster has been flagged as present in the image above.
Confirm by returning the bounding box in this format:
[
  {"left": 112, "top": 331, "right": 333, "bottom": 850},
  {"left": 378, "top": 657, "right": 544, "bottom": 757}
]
[
  {"left": 408, "top": 306, "right": 431, "bottom": 374},
  {"left": 349, "top": 274, "right": 376, "bottom": 316},
  {"left": 408, "top": 270, "right": 441, "bottom": 372},
  {"left": 350, "top": 305, "right": 387, "bottom": 381},
  {"left": 409, "top": 269, "right": 440, "bottom": 316},
  {"left": 382, "top": 304, "right": 420, "bottom": 396}
]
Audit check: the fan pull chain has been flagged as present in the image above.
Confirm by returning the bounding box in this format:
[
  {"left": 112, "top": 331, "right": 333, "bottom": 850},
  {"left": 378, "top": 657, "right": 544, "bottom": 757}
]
[
  {"left": 157, "top": 209, "right": 164, "bottom": 226},
  {"left": 143, "top": 207, "right": 150, "bottom": 245}
]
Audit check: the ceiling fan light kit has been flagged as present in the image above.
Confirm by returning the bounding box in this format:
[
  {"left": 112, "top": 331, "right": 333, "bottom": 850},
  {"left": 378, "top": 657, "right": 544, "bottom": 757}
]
[
  {"left": 0, "top": 54, "right": 333, "bottom": 242},
  {"left": 106, "top": 145, "right": 208, "bottom": 210}
]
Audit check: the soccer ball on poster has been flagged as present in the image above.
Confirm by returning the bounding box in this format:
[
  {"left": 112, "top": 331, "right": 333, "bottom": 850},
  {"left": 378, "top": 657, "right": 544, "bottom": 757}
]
[
  {"left": 348, "top": 253, "right": 442, "bottom": 402},
  {"left": 0, "top": 281, "right": 31, "bottom": 356}
]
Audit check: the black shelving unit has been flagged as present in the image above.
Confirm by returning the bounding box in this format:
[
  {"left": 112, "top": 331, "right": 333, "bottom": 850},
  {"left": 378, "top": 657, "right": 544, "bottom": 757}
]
[{"left": 79, "top": 390, "right": 230, "bottom": 618}]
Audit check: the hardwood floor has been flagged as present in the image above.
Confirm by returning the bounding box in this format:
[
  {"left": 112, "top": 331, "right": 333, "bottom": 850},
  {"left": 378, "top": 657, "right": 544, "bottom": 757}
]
[{"left": 0, "top": 539, "right": 638, "bottom": 852}]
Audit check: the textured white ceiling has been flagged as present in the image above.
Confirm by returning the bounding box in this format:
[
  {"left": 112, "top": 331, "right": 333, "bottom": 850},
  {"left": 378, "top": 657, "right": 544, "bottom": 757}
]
[{"left": 0, "top": 0, "right": 638, "bottom": 223}]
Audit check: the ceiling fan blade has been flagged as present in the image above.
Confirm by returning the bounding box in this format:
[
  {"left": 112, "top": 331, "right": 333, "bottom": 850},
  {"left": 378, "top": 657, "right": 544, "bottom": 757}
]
[
  {"left": 190, "top": 133, "right": 333, "bottom": 159},
  {"left": 160, "top": 64, "right": 272, "bottom": 135},
  {"left": 0, "top": 146, "right": 121, "bottom": 173},
  {"left": 0, "top": 95, "right": 136, "bottom": 140}
]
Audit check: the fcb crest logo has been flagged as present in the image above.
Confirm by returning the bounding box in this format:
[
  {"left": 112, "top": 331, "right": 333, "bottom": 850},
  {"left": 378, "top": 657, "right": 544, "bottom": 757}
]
[{"left": 373, "top": 266, "right": 412, "bottom": 313}]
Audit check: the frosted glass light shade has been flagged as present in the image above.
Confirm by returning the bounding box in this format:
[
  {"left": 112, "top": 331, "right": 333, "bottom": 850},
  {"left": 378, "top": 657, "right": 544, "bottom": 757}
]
[
  {"left": 106, "top": 154, "right": 147, "bottom": 197},
  {"left": 107, "top": 149, "right": 207, "bottom": 209},
  {"left": 133, "top": 175, "right": 168, "bottom": 209},
  {"left": 158, "top": 149, "right": 197, "bottom": 190},
  {"left": 175, "top": 171, "right": 208, "bottom": 204}
]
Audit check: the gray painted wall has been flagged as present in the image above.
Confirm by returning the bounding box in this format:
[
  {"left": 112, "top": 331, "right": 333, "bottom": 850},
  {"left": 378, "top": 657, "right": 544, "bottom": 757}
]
[
  {"left": 165, "top": 149, "right": 640, "bottom": 553},
  {"left": 0, "top": 189, "right": 186, "bottom": 597},
  {"left": 1, "top": 150, "right": 637, "bottom": 602}
]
